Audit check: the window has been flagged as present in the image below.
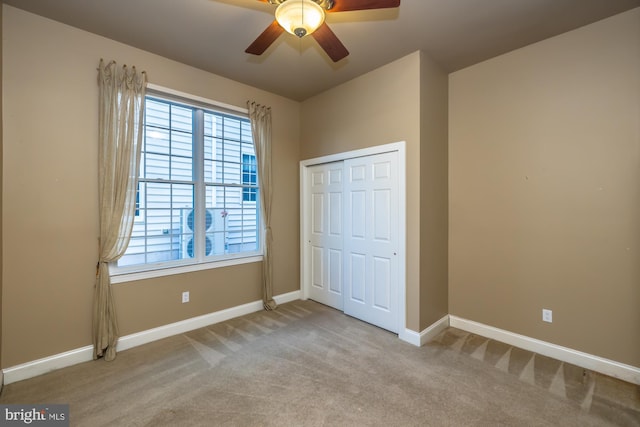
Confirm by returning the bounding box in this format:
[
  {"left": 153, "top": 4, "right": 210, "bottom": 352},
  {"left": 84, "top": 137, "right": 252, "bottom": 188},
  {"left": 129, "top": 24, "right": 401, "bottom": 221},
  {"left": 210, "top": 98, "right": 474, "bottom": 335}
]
[
  {"left": 115, "top": 93, "right": 260, "bottom": 274},
  {"left": 242, "top": 154, "right": 257, "bottom": 202}
]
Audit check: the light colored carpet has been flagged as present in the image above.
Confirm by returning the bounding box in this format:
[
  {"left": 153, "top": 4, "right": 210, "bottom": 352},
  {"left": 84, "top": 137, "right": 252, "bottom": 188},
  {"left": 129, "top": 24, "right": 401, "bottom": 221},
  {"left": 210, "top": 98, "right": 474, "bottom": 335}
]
[
  {"left": 433, "top": 328, "right": 640, "bottom": 426},
  {"left": 0, "top": 300, "right": 635, "bottom": 426}
]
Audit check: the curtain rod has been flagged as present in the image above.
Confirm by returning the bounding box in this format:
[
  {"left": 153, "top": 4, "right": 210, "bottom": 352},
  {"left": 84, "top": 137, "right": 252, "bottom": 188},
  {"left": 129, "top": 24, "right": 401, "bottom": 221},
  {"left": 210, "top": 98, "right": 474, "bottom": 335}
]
[{"left": 146, "top": 83, "right": 249, "bottom": 115}]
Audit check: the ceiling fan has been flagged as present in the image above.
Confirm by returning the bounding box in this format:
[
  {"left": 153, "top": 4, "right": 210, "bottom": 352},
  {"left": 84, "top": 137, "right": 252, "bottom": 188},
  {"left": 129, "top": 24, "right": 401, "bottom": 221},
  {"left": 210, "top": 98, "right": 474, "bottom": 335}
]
[{"left": 246, "top": 0, "right": 401, "bottom": 62}]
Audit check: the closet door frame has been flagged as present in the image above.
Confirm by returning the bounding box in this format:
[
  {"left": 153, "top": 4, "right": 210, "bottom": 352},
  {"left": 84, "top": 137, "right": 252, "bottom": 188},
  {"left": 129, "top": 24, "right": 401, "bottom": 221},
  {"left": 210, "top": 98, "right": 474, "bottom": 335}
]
[{"left": 300, "top": 141, "right": 407, "bottom": 341}]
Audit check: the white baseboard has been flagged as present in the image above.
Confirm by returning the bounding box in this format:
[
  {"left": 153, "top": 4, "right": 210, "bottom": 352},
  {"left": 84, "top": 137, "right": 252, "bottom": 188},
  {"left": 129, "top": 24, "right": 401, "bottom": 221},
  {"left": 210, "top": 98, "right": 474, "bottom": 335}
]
[
  {"left": 2, "top": 290, "right": 301, "bottom": 385},
  {"left": 118, "top": 290, "right": 300, "bottom": 352},
  {"left": 2, "top": 345, "right": 94, "bottom": 386},
  {"left": 398, "top": 329, "right": 421, "bottom": 346},
  {"left": 399, "top": 315, "right": 449, "bottom": 347},
  {"left": 274, "top": 290, "right": 301, "bottom": 305},
  {"left": 449, "top": 315, "right": 640, "bottom": 386}
]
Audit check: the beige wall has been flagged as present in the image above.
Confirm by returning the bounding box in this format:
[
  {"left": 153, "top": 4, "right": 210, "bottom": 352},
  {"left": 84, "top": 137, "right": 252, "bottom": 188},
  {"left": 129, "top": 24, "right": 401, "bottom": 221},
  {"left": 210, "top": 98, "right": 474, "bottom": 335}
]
[
  {"left": 419, "top": 53, "right": 449, "bottom": 330},
  {"left": 301, "top": 51, "right": 449, "bottom": 332},
  {"left": 2, "top": 6, "right": 300, "bottom": 367},
  {"left": 449, "top": 9, "right": 640, "bottom": 366}
]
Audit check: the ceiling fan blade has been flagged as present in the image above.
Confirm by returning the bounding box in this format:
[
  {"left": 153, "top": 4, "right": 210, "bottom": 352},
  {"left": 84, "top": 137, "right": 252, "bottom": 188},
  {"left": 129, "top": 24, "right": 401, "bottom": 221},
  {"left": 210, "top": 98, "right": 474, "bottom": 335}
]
[
  {"left": 311, "top": 23, "right": 349, "bottom": 62},
  {"left": 245, "top": 20, "right": 284, "bottom": 55},
  {"left": 329, "top": 0, "right": 400, "bottom": 13}
]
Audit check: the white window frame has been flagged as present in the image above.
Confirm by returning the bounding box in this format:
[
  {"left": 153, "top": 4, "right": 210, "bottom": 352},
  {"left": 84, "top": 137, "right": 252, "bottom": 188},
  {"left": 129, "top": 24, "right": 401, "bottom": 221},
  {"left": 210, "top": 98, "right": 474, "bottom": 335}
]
[{"left": 110, "top": 84, "right": 263, "bottom": 284}]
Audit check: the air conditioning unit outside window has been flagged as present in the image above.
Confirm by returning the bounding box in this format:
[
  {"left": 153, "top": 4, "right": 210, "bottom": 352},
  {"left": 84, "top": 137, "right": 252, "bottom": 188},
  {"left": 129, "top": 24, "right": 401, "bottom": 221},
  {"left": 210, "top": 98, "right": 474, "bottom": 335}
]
[{"left": 180, "top": 208, "right": 226, "bottom": 258}]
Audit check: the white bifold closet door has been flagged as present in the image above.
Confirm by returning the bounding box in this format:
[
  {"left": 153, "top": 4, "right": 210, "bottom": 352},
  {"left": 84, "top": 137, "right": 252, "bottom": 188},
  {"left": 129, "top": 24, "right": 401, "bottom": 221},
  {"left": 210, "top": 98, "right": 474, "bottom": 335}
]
[
  {"left": 343, "top": 152, "right": 399, "bottom": 333},
  {"left": 306, "top": 151, "right": 399, "bottom": 333},
  {"left": 308, "top": 162, "right": 345, "bottom": 310}
]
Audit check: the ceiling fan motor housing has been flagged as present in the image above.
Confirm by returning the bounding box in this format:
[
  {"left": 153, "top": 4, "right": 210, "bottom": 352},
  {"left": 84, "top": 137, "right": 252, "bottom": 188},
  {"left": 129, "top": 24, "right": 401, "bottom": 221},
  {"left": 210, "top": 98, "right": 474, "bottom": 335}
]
[{"left": 268, "top": 0, "right": 335, "bottom": 10}]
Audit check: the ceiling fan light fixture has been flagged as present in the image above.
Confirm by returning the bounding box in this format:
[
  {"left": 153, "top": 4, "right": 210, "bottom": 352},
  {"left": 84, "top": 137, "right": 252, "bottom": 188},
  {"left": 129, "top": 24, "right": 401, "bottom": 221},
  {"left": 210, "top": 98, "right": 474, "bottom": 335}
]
[{"left": 275, "top": 0, "right": 325, "bottom": 38}]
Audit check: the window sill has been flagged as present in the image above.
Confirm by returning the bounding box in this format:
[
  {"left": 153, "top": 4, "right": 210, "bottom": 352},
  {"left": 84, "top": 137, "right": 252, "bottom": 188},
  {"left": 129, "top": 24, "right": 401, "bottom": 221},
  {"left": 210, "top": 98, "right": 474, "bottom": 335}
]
[{"left": 110, "top": 255, "right": 263, "bottom": 284}]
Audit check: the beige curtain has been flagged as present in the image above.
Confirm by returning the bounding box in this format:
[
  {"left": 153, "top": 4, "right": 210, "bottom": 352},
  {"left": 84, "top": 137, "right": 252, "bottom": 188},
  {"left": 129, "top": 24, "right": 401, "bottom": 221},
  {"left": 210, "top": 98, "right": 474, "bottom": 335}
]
[
  {"left": 94, "top": 60, "right": 147, "bottom": 360},
  {"left": 248, "top": 102, "right": 277, "bottom": 310}
]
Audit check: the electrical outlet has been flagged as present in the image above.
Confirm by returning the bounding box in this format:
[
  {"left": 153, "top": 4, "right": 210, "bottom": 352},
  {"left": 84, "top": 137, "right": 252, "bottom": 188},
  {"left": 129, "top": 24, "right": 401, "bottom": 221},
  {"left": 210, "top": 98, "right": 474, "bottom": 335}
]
[
  {"left": 542, "top": 308, "right": 552, "bottom": 323},
  {"left": 182, "top": 291, "right": 190, "bottom": 303}
]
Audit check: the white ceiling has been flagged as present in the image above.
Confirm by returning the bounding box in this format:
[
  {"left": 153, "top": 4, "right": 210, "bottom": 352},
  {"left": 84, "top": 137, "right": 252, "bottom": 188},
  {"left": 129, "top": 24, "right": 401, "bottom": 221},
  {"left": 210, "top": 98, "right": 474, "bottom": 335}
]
[{"left": 5, "top": 0, "right": 639, "bottom": 101}]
